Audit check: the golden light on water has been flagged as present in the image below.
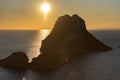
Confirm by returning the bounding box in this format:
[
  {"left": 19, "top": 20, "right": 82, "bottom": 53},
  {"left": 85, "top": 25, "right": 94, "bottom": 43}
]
[
  {"left": 27, "top": 29, "right": 50, "bottom": 62},
  {"left": 40, "top": 29, "right": 50, "bottom": 40}
]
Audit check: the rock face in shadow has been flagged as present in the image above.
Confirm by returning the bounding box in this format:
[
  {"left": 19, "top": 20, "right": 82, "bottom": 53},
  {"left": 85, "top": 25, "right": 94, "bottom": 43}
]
[
  {"left": 30, "top": 51, "right": 70, "bottom": 72},
  {"left": 0, "top": 14, "right": 112, "bottom": 72},
  {"left": 30, "top": 14, "right": 112, "bottom": 72},
  {"left": 0, "top": 52, "right": 29, "bottom": 70}
]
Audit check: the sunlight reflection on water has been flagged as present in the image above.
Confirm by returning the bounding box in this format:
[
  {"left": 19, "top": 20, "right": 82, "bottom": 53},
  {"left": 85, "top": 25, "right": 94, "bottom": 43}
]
[
  {"left": 27, "top": 29, "right": 50, "bottom": 62},
  {"left": 40, "top": 29, "right": 50, "bottom": 40},
  {"left": 22, "top": 29, "right": 50, "bottom": 79}
]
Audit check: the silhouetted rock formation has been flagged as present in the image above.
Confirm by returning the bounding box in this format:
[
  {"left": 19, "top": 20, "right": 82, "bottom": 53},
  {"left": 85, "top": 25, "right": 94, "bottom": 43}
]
[
  {"left": 0, "top": 14, "right": 112, "bottom": 72},
  {"left": 30, "top": 51, "right": 70, "bottom": 72},
  {"left": 30, "top": 14, "right": 112, "bottom": 72},
  {"left": 0, "top": 52, "right": 29, "bottom": 70}
]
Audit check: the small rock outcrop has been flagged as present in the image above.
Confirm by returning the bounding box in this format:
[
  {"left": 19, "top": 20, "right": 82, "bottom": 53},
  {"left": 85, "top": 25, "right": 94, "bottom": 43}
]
[
  {"left": 30, "top": 14, "right": 112, "bottom": 72},
  {"left": 30, "top": 51, "right": 70, "bottom": 72},
  {"left": 0, "top": 52, "right": 29, "bottom": 70}
]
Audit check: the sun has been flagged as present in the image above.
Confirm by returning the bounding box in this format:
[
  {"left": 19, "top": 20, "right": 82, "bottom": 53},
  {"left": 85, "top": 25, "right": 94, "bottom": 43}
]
[{"left": 41, "top": 2, "right": 50, "bottom": 14}]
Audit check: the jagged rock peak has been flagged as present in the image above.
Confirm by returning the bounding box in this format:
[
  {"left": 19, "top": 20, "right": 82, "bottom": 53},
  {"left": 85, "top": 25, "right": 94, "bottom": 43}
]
[
  {"left": 51, "top": 14, "right": 87, "bottom": 36},
  {"left": 56, "top": 14, "right": 86, "bottom": 27},
  {"left": 72, "top": 14, "right": 84, "bottom": 22},
  {"left": 72, "top": 14, "right": 86, "bottom": 30}
]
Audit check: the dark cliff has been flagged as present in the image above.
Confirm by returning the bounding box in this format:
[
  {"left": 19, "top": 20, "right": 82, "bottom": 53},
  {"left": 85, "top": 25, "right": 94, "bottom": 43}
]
[{"left": 30, "top": 14, "right": 112, "bottom": 72}]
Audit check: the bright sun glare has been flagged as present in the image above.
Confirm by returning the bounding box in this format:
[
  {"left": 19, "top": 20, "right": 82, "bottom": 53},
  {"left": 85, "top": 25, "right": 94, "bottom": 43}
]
[{"left": 41, "top": 2, "right": 50, "bottom": 14}]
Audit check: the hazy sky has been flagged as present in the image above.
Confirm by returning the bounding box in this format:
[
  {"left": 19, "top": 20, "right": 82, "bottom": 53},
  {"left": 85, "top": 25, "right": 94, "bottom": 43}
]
[{"left": 0, "top": 0, "right": 120, "bottom": 30}]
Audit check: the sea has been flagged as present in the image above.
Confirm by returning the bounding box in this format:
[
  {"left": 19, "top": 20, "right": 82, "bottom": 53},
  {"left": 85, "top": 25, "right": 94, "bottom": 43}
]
[{"left": 0, "top": 30, "right": 120, "bottom": 80}]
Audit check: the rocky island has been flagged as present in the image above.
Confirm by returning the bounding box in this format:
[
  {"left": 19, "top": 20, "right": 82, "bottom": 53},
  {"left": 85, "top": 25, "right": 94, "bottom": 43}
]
[
  {"left": 0, "top": 52, "right": 28, "bottom": 70},
  {"left": 0, "top": 14, "right": 112, "bottom": 72}
]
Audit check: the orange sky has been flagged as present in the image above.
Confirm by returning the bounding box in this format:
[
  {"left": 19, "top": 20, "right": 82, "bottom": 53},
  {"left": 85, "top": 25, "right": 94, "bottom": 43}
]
[{"left": 0, "top": 0, "right": 120, "bottom": 30}]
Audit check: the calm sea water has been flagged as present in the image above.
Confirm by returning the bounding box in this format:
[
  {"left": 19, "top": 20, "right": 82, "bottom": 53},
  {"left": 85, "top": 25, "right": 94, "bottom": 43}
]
[
  {"left": 0, "top": 30, "right": 50, "bottom": 62},
  {"left": 0, "top": 30, "right": 120, "bottom": 80}
]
